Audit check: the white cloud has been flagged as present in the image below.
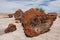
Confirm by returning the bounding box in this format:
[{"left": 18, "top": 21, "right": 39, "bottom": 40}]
[
  {"left": 42, "top": 0, "right": 60, "bottom": 13},
  {"left": 0, "top": 1, "right": 25, "bottom": 13},
  {"left": 0, "top": 0, "right": 60, "bottom": 13},
  {"left": 0, "top": 0, "right": 45, "bottom": 13}
]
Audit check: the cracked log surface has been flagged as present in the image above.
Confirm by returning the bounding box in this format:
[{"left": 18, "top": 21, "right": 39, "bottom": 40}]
[{"left": 20, "top": 8, "right": 57, "bottom": 37}]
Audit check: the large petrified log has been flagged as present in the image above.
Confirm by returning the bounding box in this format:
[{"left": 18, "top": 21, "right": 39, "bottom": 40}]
[
  {"left": 4, "top": 24, "right": 16, "bottom": 33},
  {"left": 20, "top": 8, "right": 57, "bottom": 37},
  {"left": 14, "top": 9, "right": 23, "bottom": 20}
]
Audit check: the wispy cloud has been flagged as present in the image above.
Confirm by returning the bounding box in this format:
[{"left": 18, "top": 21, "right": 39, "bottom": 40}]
[
  {"left": 0, "top": 0, "right": 60, "bottom": 13},
  {"left": 42, "top": 0, "right": 60, "bottom": 13}
]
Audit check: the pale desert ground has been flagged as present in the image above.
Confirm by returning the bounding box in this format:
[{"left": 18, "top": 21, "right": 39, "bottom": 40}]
[{"left": 0, "top": 14, "right": 60, "bottom": 40}]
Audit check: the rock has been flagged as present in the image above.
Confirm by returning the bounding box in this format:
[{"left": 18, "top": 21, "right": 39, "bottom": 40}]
[
  {"left": 47, "top": 12, "right": 57, "bottom": 21},
  {"left": 8, "top": 14, "right": 13, "bottom": 18},
  {"left": 58, "top": 16, "right": 60, "bottom": 18},
  {"left": 14, "top": 9, "right": 23, "bottom": 20},
  {"left": 15, "top": 20, "right": 20, "bottom": 23},
  {"left": 20, "top": 8, "right": 57, "bottom": 37},
  {"left": 4, "top": 24, "right": 16, "bottom": 33}
]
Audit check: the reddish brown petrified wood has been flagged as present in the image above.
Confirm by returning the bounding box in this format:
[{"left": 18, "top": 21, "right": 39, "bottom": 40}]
[
  {"left": 4, "top": 24, "right": 16, "bottom": 33},
  {"left": 20, "top": 8, "right": 57, "bottom": 37}
]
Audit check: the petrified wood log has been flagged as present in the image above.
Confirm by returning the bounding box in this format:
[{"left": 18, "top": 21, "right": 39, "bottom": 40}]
[
  {"left": 20, "top": 8, "right": 56, "bottom": 37},
  {"left": 4, "top": 24, "right": 16, "bottom": 33}
]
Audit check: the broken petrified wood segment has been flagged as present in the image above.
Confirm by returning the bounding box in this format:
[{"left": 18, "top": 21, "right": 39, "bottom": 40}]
[
  {"left": 21, "top": 8, "right": 57, "bottom": 37},
  {"left": 47, "top": 12, "right": 57, "bottom": 21},
  {"left": 14, "top": 9, "right": 23, "bottom": 20},
  {"left": 8, "top": 14, "right": 13, "bottom": 18},
  {"left": 4, "top": 24, "right": 16, "bottom": 33}
]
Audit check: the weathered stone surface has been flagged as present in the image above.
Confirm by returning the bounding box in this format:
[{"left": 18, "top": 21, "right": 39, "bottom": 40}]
[
  {"left": 8, "top": 14, "right": 13, "bottom": 18},
  {"left": 4, "top": 24, "right": 16, "bottom": 33},
  {"left": 15, "top": 20, "right": 20, "bottom": 23},
  {"left": 20, "top": 8, "right": 57, "bottom": 37},
  {"left": 58, "top": 16, "right": 60, "bottom": 18},
  {"left": 14, "top": 9, "right": 23, "bottom": 20},
  {"left": 47, "top": 12, "right": 57, "bottom": 21}
]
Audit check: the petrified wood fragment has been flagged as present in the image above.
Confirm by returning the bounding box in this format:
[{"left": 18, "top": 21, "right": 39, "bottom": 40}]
[
  {"left": 14, "top": 9, "right": 23, "bottom": 20},
  {"left": 8, "top": 14, "right": 13, "bottom": 18},
  {"left": 4, "top": 24, "right": 16, "bottom": 33},
  {"left": 47, "top": 12, "right": 57, "bottom": 21}
]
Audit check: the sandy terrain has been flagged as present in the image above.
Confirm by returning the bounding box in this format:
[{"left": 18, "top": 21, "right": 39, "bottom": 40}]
[{"left": 0, "top": 15, "right": 60, "bottom": 40}]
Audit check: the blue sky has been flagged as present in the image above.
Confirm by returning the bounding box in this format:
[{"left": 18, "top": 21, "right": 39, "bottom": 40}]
[{"left": 0, "top": 0, "right": 60, "bottom": 13}]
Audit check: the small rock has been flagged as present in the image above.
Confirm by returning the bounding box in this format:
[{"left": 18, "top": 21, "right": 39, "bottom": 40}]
[{"left": 4, "top": 24, "right": 16, "bottom": 33}]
